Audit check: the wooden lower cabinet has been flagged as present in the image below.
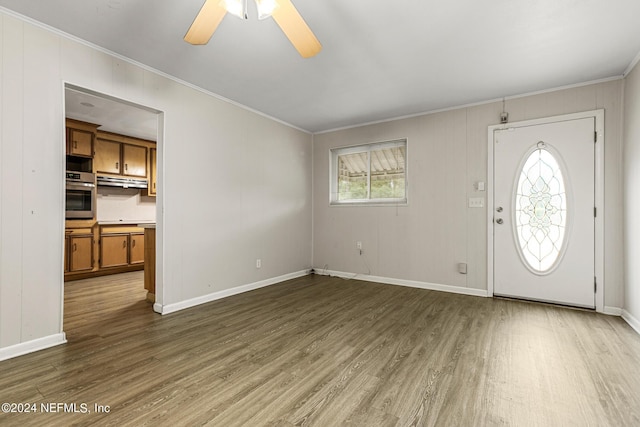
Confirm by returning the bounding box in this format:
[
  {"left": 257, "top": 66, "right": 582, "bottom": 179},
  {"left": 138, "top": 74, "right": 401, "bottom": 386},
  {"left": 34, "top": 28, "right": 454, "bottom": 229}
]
[
  {"left": 64, "top": 238, "right": 69, "bottom": 273},
  {"left": 143, "top": 227, "right": 156, "bottom": 301},
  {"left": 100, "top": 234, "right": 130, "bottom": 268},
  {"left": 129, "top": 233, "right": 145, "bottom": 265},
  {"left": 100, "top": 226, "right": 145, "bottom": 268},
  {"left": 65, "top": 223, "right": 148, "bottom": 281},
  {"left": 68, "top": 234, "right": 93, "bottom": 272}
]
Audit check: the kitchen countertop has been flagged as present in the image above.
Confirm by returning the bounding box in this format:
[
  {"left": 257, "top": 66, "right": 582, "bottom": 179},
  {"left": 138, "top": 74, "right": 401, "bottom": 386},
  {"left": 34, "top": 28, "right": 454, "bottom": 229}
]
[{"left": 98, "top": 220, "right": 156, "bottom": 226}]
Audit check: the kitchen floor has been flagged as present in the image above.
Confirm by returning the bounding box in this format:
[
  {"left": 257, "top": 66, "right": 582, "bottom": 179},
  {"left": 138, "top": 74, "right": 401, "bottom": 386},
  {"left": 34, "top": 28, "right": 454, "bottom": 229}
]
[{"left": 64, "top": 271, "right": 152, "bottom": 340}]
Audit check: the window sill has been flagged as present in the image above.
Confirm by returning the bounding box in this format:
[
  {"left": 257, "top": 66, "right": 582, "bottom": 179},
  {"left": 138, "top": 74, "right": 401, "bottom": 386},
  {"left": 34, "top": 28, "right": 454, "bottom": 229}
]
[{"left": 330, "top": 200, "right": 408, "bottom": 207}]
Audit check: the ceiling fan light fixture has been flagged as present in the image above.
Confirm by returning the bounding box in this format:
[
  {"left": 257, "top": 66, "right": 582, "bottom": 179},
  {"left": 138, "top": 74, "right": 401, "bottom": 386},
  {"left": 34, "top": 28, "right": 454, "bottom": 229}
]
[
  {"left": 222, "top": 0, "right": 247, "bottom": 19},
  {"left": 186, "top": 0, "right": 321, "bottom": 58},
  {"left": 255, "top": 0, "right": 279, "bottom": 20}
]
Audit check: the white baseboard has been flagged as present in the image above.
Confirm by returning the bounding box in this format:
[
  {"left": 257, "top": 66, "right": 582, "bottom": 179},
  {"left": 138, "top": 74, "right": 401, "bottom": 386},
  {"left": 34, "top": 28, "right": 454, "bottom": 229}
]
[
  {"left": 603, "top": 306, "right": 623, "bottom": 316},
  {"left": 154, "top": 270, "right": 310, "bottom": 315},
  {"left": 0, "top": 333, "right": 67, "bottom": 362},
  {"left": 622, "top": 309, "right": 640, "bottom": 335},
  {"left": 314, "top": 269, "right": 489, "bottom": 298}
]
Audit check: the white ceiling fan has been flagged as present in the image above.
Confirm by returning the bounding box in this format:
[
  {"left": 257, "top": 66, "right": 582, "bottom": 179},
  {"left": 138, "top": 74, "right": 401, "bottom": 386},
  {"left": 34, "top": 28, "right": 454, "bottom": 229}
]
[{"left": 184, "top": 0, "right": 322, "bottom": 58}]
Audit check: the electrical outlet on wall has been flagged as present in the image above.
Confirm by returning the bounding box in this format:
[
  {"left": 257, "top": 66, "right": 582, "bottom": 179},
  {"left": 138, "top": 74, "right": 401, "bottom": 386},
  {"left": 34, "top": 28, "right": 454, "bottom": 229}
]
[
  {"left": 356, "top": 241, "right": 362, "bottom": 250},
  {"left": 458, "top": 262, "right": 468, "bottom": 274},
  {"left": 468, "top": 197, "right": 484, "bottom": 208},
  {"left": 256, "top": 259, "right": 261, "bottom": 268}
]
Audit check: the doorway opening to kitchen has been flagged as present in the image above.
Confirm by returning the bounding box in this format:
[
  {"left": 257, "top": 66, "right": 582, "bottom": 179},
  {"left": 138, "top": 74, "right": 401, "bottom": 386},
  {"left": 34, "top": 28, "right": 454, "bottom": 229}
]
[{"left": 63, "top": 83, "right": 164, "bottom": 340}]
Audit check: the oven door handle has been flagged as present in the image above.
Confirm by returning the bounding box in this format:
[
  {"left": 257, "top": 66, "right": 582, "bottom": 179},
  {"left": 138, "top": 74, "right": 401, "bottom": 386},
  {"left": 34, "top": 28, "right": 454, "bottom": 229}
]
[{"left": 66, "top": 181, "right": 96, "bottom": 190}]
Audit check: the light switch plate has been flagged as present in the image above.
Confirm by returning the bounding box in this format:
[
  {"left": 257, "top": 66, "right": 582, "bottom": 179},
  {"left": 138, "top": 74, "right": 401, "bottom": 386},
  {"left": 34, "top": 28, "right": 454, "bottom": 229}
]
[{"left": 468, "top": 197, "right": 484, "bottom": 208}]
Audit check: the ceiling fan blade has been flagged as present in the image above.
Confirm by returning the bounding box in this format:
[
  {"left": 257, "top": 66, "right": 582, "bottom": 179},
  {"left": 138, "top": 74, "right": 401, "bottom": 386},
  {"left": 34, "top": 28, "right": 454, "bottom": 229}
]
[
  {"left": 271, "top": 0, "right": 322, "bottom": 58},
  {"left": 184, "top": 0, "right": 228, "bottom": 45}
]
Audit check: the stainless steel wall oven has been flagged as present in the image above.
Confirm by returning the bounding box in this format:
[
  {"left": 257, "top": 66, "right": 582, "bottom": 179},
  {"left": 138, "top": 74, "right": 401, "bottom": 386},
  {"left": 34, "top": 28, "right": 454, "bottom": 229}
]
[{"left": 65, "top": 171, "right": 96, "bottom": 219}]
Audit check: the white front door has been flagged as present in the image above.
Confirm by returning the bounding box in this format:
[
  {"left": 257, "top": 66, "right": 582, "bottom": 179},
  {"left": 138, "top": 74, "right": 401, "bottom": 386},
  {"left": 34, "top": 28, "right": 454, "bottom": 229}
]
[{"left": 493, "top": 117, "right": 595, "bottom": 308}]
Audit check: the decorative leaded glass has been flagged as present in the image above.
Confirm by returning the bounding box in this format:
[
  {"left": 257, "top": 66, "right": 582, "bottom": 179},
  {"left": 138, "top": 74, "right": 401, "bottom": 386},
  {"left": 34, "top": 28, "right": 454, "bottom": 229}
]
[{"left": 515, "top": 146, "right": 567, "bottom": 273}]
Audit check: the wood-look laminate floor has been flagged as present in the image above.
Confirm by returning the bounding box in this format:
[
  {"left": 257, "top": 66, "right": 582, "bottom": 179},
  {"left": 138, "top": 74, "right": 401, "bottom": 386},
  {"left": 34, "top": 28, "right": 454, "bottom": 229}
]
[{"left": 1, "top": 272, "right": 640, "bottom": 426}]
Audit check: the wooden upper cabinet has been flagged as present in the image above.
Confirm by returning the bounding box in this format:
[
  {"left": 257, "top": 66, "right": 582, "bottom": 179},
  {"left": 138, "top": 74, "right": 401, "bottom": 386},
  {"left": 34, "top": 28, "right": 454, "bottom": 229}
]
[
  {"left": 94, "top": 137, "right": 148, "bottom": 178},
  {"left": 66, "top": 119, "right": 98, "bottom": 158},
  {"left": 68, "top": 129, "right": 94, "bottom": 157},
  {"left": 123, "top": 144, "right": 147, "bottom": 178},
  {"left": 95, "top": 139, "right": 122, "bottom": 175},
  {"left": 149, "top": 147, "right": 157, "bottom": 196}
]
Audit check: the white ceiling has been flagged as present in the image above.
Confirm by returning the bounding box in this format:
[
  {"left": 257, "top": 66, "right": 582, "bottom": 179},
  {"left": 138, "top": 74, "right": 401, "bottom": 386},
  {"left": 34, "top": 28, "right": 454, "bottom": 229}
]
[
  {"left": 2, "top": 0, "right": 640, "bottom": 133},
  {"left": 66, "top": 87, "right": 159, "bottom": 140}
]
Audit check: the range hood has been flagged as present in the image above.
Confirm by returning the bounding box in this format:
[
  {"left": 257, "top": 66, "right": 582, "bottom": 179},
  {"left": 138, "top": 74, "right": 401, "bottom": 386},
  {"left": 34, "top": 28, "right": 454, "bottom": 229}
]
[{"left": 97, "top": 175, "right": 148, "bottom": 189}]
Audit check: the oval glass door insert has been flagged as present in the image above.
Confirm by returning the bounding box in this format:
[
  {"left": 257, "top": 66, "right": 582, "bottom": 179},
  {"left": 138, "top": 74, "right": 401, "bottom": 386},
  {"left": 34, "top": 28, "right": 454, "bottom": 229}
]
[{"left": 515, "top": 146, "right": 567, "bottom": 273}]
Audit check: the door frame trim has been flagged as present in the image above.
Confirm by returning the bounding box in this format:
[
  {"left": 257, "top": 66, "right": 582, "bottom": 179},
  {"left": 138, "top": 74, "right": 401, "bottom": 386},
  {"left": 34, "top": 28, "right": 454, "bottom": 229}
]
[{"left": 487, "top": 110, "right": 605, "bottom": 312}]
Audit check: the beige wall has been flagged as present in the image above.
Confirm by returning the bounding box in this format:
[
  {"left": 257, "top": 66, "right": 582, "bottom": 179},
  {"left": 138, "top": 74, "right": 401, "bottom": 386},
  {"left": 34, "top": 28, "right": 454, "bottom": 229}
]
[
  {"left": 0, "top": 11, "right": 313, "bottom": 355},
  {"left": 313, "top": 80, "right": 624, "bottom": 309},
  {"left": 623, "top": 61, "right": 640, "bottom": 330}
]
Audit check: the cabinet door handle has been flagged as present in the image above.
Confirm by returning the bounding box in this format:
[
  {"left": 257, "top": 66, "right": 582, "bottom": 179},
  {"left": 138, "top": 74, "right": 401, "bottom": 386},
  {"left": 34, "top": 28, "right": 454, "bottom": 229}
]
[
  {"left": 115, "top": 162, "right": 119, "bottom": 170},
  {"left": 153, "top": 182, "right": 156, "bottom": 190},
  {"left": 73, "top": 243, "right": 77, "bottom": 251},
  {"left": 125, "top": 163, "right": 128, "bottom": 171},
  {"left": 132, "top": 240, "right": 136, "bottom": 248},
  {"left": 73, "top": 141, "right": 78, "bottom": 149},
  {"left": 123, "top": 240, "right": 127, "bottom": 248}
]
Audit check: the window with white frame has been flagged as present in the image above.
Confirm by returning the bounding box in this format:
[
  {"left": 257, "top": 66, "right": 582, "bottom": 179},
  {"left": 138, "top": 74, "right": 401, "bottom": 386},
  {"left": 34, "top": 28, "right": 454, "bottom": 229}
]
[{"left": 330, "top": 139, "right": 407, "bottom": 204}]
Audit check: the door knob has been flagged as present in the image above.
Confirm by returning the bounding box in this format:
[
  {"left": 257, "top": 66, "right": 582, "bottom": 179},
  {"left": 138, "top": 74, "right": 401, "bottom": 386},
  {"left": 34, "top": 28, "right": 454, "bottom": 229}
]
[
  {"left": 496, "top": 218, "right": 504, "bottom": 224},
  {"left": 496, "top": 207, "right": 503, "bottom": 212}
]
